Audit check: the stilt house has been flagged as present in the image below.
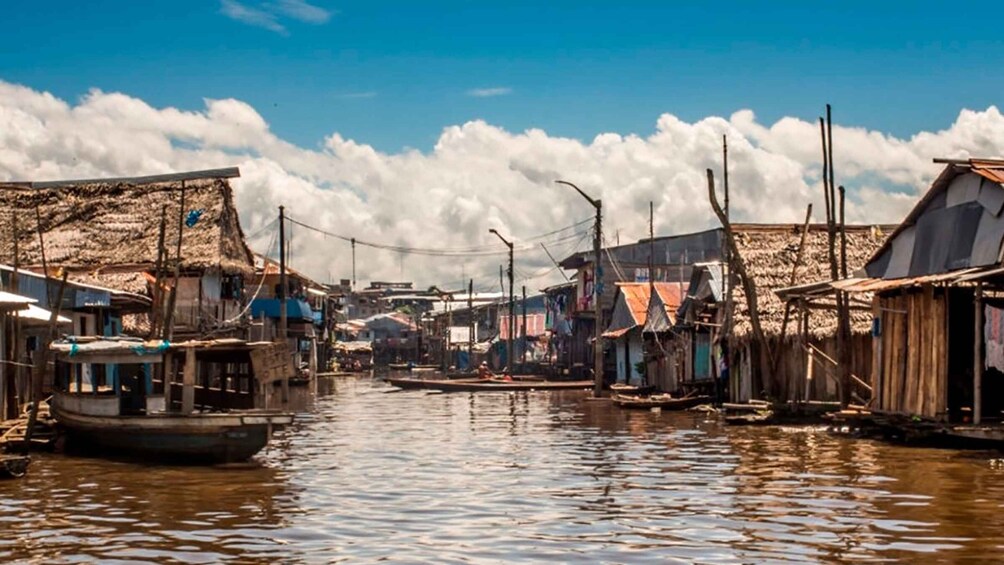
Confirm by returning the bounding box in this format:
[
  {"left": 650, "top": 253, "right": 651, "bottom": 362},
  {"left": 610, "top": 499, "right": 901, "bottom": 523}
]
[
  {"left": 0, "top": 169, "right": 255, "bottom": 339},
  {"left": 676, "top": 224, "right": 891, "bottom": 402},
  {"left": 849, "top": 159, "right": 1004, "bottom": 425}
]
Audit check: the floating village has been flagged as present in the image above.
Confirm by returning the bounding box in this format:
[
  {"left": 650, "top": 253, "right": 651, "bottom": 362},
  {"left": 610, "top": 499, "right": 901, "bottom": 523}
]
[{"left": 1, "top": 109, "right": 1004, "bottom": 488}]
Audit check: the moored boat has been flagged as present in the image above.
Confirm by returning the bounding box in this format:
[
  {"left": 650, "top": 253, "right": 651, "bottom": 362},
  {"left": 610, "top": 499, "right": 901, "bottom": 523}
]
[
  {"left": 612, "top": 393, "right": 711, "bottom": 410},
  {"left": 50, "top": 337, "right": 294, "bottom": 464},
  {"left": 0, "top": 454, "right": 29, "bottom": 479},
  {"left": 386, "top": 376, "right": 591, "bottom": 393}
]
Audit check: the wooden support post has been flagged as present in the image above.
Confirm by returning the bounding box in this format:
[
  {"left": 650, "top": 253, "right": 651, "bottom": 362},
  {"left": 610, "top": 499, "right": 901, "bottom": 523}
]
[
  {"left": 182, "top": 346, "right": 196, "bottom": 414},
  {"left": 974, "top": 283, "right": 984, "bottom": 425},
  {"left": 163, "top": 353, "right": 173, "bottom": 411},
  {"left": 805, "top": 346, "right": 814, "bottom": 402}
]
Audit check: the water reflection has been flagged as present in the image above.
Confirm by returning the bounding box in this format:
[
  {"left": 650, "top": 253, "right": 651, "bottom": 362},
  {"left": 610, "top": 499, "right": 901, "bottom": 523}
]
[{"left": 2, "top": 374, "right": 1003, "bottom": 563}]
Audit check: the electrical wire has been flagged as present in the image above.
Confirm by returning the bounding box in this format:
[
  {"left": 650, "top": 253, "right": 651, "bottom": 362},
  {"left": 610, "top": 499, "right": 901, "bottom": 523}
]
[{"left": 284, "top": 215, "right": 592, "bottom": 257}]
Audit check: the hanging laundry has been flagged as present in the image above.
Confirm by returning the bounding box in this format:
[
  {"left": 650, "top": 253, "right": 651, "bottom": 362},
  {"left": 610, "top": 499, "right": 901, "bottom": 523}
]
[
  {"left": 185, "top": 209, "right": 204, "bottom": 227},
  {"left": 985, "top": 304, "right": 1004, "bottom": 373}
]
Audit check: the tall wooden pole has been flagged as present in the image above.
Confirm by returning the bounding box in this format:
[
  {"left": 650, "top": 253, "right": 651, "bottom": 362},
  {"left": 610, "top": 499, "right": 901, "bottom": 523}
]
[
  {"left": 279, "top": 206, "right": 288, "bottom": 340},
  {"left": 521, "top": 285, "right": 527, "bottom": 370},
  {"left": 163, "top": 183, "right": 186, "bottom": 340},
  {"left": 722, "top": 136, "right": 735, "bottom": 402},
  {"left": 974, "top": 283, "right": 984, "bottom": 425},
  {"left": 507, "top": 243, "right": 514, "bottom": 375},
  {"left": 468, "top": 279, "right": 474, "bottom": 365},
  {"left": 593, "top": 201, "right": 603, "bottom": 395}
]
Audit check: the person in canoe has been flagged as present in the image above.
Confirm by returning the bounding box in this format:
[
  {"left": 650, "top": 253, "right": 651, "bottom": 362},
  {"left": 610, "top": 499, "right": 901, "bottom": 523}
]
[{"left": 478, "top": 362, "right": 494, "bottom": 379}]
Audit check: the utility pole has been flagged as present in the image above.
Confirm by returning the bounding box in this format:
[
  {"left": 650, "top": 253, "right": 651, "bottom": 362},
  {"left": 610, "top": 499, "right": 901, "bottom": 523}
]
[
  {"left": 521, "top": 285, "right": 528, "bottom": 370},
  {"left": 555, "top": 180, "right": 603, "bottom": 397},
  {"left": 279, "top": 206, "right": 288, "bottom": 340},
  {"left": 489, "top": 229, "right": 515, "bottom": 375},
  {"left": 468, "top": 279, "right": 474, "bottom": 367},
  {"left": 351, "top": 237, "right": 356, "bottom": 290}
]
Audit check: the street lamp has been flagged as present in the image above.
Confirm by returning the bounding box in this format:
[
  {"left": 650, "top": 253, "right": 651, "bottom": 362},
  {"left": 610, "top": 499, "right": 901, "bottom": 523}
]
[
  {"left": 555, "top": 180, "right": 604, "bottom": 397},
  {"left": 489, "top": 228, "right": 515, "bottom": 376}
]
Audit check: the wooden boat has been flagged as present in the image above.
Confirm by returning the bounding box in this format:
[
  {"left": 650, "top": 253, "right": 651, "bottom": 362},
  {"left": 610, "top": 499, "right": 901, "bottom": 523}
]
[
  {"left": 386, "top": 377, "right": 591, "bottom": 393},
  {"left": 0, "top": 454, "right": 29, "bottom": 479},
  {"left": 49, "top": 337, "right": 294, "bottom": 464},
  {"left": 387, "top": 363, "right": 440, "bottom": 371},
  {"left": 609, "top": 383, "right": 657, "bottom": 395},
  {"left": 611, "top": 393, "right": 711, "bottom": 410}
]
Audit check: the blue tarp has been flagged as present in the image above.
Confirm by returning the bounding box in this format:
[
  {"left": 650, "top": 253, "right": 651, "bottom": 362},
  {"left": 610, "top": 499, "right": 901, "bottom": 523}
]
[{"left": 251, "top": 298, "right": 314, "bottom": 321}]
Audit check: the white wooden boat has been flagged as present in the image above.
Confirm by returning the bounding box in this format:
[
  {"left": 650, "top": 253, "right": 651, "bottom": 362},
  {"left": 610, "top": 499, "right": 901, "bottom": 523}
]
[{"left": 50, "top": 337, "right": 293, "bottom": 464}]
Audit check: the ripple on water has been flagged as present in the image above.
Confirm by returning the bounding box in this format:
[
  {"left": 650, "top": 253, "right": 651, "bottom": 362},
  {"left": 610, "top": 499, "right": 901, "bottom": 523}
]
[{"left": 2, "top": 375, "right": 1004, "bottom": 563}]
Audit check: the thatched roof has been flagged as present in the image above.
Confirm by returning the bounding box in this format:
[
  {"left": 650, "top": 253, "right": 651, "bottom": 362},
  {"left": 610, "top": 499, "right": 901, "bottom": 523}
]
[
  {"left": 730, "top": 223, "right": 894, "bottom": 340},
  {"left": 0, "top": 169, "right": 253, "bottom": 294}
]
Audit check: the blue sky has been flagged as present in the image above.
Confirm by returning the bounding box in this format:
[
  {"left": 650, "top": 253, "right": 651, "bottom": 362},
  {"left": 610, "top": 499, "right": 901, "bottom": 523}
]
[{"left": 2, "top": 1, "right": 1002, "bottom": 153}]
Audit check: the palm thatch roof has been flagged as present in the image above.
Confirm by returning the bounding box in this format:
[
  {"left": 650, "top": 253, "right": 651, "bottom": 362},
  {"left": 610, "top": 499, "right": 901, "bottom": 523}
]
[
  {"left": 730, "top": 223, "right": 894, "bottom": 340},
  {"left": 0, "top": 169, "right": 253, "bottom": 294}
]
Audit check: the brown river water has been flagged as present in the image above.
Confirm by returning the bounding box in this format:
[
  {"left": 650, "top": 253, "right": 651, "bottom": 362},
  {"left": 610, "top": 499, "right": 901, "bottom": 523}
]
[{"left": 3, "top": 374, "right": 1004, "bottom": 563}]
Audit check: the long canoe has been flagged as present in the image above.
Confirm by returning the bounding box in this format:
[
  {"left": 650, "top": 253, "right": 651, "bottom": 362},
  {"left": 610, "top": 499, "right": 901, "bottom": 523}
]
[
  {"left": 386, "top": 377, "right": 592, "bottom": 393},
  {"left": 611, "top": 394, "right": 711, "bottom": 410}
]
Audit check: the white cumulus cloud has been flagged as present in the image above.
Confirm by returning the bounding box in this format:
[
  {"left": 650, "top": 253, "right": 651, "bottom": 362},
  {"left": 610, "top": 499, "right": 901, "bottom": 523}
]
[{"left": 0, "top": 79, "right": 1002, "bottom": 292}]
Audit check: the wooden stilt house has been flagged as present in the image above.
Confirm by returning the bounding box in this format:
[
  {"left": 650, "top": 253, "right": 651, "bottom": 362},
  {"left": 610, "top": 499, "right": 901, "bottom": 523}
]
[{"left": 842, "top": 159, "right": 1004, "bottom": 433}]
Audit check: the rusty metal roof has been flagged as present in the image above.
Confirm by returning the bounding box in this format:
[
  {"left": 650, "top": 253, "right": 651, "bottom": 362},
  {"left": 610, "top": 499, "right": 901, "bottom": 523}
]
[{"left": 603, "top": 282, "right": 684, "bottom": 337}]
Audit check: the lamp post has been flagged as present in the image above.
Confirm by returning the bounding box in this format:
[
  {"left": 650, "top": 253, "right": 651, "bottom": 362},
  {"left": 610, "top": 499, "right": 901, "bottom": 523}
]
[
  {"left": 555, "top": 180, "right": 603, "bottom": 397},
  {"left": 489, "top": 228, "right": 515, "bottom": 375}
]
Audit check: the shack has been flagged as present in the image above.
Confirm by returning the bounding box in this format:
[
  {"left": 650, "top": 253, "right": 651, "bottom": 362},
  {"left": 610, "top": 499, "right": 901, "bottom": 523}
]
[
  {"left": 0, "top": 169, "right": 255, "bottom": 339},
  {"left": 684, "top": 224, "right": 890, "bottom": 403},
  {"left": 843, "top": 159, "right": 1004, "bottom": 430},
  {"left": 602, "top": 282, "right": 683, "bottom": 386}
]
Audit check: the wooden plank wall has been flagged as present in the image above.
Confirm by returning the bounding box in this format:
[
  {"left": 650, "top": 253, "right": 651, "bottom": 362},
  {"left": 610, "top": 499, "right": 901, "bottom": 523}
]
[{"left": 874, "top": 287, "right": 948, "bottom": 419}]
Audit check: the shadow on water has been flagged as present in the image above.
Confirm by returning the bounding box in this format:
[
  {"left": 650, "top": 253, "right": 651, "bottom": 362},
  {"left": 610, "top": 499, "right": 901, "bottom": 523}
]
[{"left": 3, "top": 373, "right": 1004, "bottom": 563}]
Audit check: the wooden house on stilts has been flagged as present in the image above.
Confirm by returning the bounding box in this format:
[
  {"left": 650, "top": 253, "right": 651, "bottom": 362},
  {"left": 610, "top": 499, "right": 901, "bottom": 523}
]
[
  {"left": 833, "top": 159, "right": 1004, "bottom": 441},
  {"left": 674, "top": 223, "right": 891, "bottom": 403}
]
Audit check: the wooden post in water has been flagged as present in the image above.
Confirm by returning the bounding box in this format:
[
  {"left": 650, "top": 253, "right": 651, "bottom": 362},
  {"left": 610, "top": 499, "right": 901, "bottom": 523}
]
[
  {"left": 974, "top": 283, "right": 984, "bottom": 425},
  {"left": 182, "top": 346, "right": 196, "bottom": 414}
]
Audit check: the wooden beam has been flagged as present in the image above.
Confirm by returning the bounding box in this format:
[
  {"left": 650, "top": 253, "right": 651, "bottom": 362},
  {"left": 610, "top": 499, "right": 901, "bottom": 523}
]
[
  {"left": 182, "top": 347, "right": 196, "bottom": 414},
  {"left": 974, "top": 283, "right": 984, "bottom": 425}
]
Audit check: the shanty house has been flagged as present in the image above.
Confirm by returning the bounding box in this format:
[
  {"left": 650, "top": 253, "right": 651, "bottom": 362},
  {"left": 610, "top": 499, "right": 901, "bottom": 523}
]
[
  {"left": 666, "top": 262, "right": 726, "bottom": 393},
  {"left": 699, "top": 224, "right": 890, "bottom": 402},
  {"left": 0, "top": 169, "right": 255, "bottom": 339},
  {"left": 603, "top": 283, "right": 683, "bottom": 385},
  {"left": 850, "top": 159, "right": 1004, "bottom": 425},
  {"left": 559, "top": 229, "right": 723, "bottom": 379}
]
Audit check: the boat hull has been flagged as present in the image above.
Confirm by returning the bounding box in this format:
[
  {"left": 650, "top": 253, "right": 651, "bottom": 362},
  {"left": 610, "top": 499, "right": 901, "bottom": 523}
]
[
  {"left": 386, "top": 377, "right": 592, "bottom": 393},
  {"left": 612, "top": 394, "right": 711, "bottom": 410},
  {"left": 51, "top": 400, "right": 292, "bottom": 465}
]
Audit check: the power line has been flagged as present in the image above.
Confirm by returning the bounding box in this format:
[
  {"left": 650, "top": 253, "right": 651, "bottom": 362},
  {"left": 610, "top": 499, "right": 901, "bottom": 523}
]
[{"left": 284, "top": 215, "right": 591, "bottom": 257}]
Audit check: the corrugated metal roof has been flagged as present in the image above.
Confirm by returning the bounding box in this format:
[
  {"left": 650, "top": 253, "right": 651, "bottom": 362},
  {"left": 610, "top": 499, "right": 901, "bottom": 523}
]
[{"left": 604, "top": 282, "right": 684, "bottom": 337}]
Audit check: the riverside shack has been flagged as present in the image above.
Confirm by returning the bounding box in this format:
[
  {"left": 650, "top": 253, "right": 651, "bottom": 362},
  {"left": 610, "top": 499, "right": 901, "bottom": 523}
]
[
  {"left": 602, "top": 282, "right": 683, "bottom": 386},
  {"left": 681, "top": 223, "right": 890, "bottom": 403},
  {"left": 0, "top": 169, "right": 255, "bottom": 339},
  {"left": 838, "top": 159, "right": 1004, "bottom": 432}
]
